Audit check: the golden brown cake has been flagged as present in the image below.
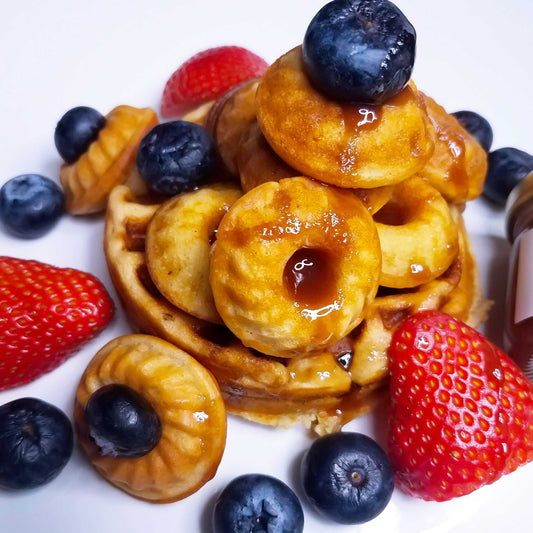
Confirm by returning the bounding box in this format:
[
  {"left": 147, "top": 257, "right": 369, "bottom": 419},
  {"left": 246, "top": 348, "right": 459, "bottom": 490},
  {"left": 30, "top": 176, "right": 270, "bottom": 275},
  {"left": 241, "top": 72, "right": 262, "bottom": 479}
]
[
  {"left": 74, "top": 334, "right": 227, "bottom": 503},
  {"left": 146, "top": 184, "right": 242, "bottom": 323},
  {"left": 205, "top": 79, "right": 260, "bottom": 176},
  {"left": 373, "top": 176, "right": 459, "bottom": 288},
  {"left": 256, "top": 47, "right": 435, "bottom": 188},
  {"left": 210, "top": 177, "right": 381, "bottom": 357},
  {"left": 60, "top": 105, "right": 158, "bottom": 214},
  {"left": 237, "top": 121, "right": 297, "bottom": 192}
]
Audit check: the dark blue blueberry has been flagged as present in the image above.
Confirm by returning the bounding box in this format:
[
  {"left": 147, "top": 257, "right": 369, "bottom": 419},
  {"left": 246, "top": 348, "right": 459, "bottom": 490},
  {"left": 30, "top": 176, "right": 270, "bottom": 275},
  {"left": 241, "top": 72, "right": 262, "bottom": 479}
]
[
  {"left": 0, "top": 398, "right": 73, "bottom": 490},
  {"left": 54, "top": 106, "right": 106, "bottom": 164},
  {"left": 484, "top": 147, "right": 533, "bottom": 206},
  {"left": 85, "top": 384, "right": 161, "bottom": 458},
  {"left": 0, "top": 174, "right": 64, "bottom": 238},
  {"left": 452, "top": 110, "right": 493, "bottom": 152},
  {"left": 213, "top": 474, "right": 304, "bottom": 533},
  {"left": 301, "top": 432, "right": 394, "bottom": 524},
  {"left": 136, "top": 121, "right": 216, "bottom": 196},
  {"left": 302, "top": 0, "right": 416, "bottom": 104}
]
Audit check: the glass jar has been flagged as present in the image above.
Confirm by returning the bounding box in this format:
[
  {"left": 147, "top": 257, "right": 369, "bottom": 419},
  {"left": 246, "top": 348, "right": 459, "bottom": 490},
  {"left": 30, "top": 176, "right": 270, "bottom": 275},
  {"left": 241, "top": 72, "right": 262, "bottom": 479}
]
[{"left": 504, "top": 171, "right": 533, "bottom": 378}]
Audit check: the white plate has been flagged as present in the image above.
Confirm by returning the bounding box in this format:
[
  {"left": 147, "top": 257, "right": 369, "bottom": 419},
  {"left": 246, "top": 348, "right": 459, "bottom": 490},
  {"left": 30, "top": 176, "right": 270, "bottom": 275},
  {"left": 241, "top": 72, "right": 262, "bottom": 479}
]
[{"left": 1, "top": 1, "right": 532, "bottom": 531}]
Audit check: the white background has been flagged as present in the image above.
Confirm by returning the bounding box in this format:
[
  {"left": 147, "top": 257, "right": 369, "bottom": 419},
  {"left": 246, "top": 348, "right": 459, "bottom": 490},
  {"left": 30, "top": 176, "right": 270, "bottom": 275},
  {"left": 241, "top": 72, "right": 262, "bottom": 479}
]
[{"left": 1, "top": 1, "right": 532, "bottom": 531}]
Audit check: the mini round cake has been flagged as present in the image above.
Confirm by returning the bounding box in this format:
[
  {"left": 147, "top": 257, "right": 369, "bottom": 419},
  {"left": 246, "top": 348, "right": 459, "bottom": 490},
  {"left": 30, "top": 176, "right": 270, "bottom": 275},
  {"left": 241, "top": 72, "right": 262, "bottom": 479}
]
[
  {"left": 256, "top": 47, "right": 435, "bottom": 188},
  {"left": 205, "top": 79, "right": 260, "bottom": 176},
  {"left": 374, "top": 176, "right": 459, "bottom": 288},
  {"left": 237, "top": 121, "right": 297, "bottom": 192},
  {"left": 74, "top": 334, "right": 227, "bottom": 503},
  {"left": 210, "top": 176, "right": 381, "bottom": 357},
  {"left": 60, "top": 105, "right": 157, "bottom": 214},
  {"left": 146, "top": 184, "right": 242, "bottom": 323}
]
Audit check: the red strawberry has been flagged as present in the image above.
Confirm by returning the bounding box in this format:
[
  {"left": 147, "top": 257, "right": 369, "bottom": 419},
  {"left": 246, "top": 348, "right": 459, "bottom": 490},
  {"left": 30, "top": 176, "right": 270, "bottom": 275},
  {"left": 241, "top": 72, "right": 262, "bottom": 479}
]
[
  {"left": 0, "top": 256, "right": 114, "bottom": 391},
  {"left": 499, "top": 353, "right": 533, "bottom": 473},
  {"left": 388, "top": 310, "right": 533, "bottom": 501},
  {"left": 160, "top": 46, "right": 268, "bottom": 117}
]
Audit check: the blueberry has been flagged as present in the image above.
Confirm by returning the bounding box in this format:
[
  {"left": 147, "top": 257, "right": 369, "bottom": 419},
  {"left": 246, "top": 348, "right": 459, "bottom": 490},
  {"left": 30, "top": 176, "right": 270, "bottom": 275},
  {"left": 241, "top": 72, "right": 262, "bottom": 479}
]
[
  {"left": 0, "top": 398, "right": 73, "bottom": 490},
  {"left": 451, "top": 110, "right": 493, "bottom": 152},
  {"left": 302, "top": 0, "right": 416, "bottom": 104},
  {"left": 484, "top": 147, "right": 533, "bottom": 206},
  {"left": 213, "top": 474, "right": 304, "bottom": 533},
  {"left": 136, "top": 121, "right": 216, "bottom": 196},
  {"left": 0, "top": 174, "right": 64, "bottom": 238},
  {"left": 85, "top": 384, "right": 161, "bottom": 458},
  {"left": 301, "top": 432, "right": 394, "bottom": 524},
  {"left": 54, "top": 106, "right": 106, "bottom": 164}
]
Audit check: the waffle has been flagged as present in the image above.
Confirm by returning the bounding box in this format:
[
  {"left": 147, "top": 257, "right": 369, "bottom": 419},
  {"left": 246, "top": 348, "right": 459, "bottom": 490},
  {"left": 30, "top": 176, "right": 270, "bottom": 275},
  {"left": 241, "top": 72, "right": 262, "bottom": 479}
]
[{"left": 104, "top": 184, "right": 487, "bottom": 434}]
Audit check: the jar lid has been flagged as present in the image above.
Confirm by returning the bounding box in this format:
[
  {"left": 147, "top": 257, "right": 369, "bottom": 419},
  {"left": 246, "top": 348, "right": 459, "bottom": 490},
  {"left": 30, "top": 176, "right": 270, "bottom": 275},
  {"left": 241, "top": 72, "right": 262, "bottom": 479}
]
[{"left": 506, "top": 171, "right": 533, "bottom": 242}]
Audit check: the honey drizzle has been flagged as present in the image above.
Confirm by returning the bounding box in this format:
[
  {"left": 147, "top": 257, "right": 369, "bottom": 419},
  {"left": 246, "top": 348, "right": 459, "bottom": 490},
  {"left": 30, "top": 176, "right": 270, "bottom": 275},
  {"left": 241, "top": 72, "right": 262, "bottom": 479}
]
[
  {"left": 437, "top": 123, "right": 468, "bottom": 194},
  {"left": 337, "top": 84, "right": 415, "bottom": 174},
  {"left": 337, "top": 103, "right": 382, "bottom": 174},
  {"left": 224, "top": 186, "right": 355, "bottom": 253},
  {"left": 283, "top": 248, "right": 338, "bottom": 307}
]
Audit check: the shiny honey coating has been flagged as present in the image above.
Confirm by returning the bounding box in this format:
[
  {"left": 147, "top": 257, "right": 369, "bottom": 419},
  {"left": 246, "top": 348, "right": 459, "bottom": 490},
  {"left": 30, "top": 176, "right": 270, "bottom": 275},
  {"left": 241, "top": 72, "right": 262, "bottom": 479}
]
[{"left": 418, "top": 93, "right": 488, "bottom": 203}]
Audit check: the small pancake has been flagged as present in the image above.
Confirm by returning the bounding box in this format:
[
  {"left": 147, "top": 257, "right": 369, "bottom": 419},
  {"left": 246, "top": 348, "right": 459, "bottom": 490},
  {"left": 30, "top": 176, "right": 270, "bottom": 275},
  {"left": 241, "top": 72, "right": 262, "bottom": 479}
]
[
  {"left": 256, "top": 47, "right": 435, "bottom": 188},
  {"left": 60, "top": 105, "right": 158, "bottom": 214},
  {"left": 146, "top": 184, "right": 242, "bottom": 323},
  {"left": 237, "top": 121, "right": 297, "bottom": 192},
  {"left": 210, "top": 177, "right": 381, "bottom": 357},
  {"left": 205, "top": 79, "right": 260, "bottom": 176},
  {"left": 374, "top": 176, "right": 459, "bottom": 288}
]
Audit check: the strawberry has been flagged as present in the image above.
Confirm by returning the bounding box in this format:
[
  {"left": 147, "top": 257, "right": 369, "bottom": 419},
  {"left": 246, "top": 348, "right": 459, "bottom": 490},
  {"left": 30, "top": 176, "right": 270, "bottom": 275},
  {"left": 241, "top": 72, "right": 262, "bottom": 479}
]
[
  {"left": 0, "top": 256, "right": 114, "bottom": 391},
  {"left": 499, "top": 353, "right": 533, "bottom": 473},
  {"left": 387, "top": 310, "right": 533, "bottom": 502},
  {"left": 160, "top": 46, "right": 268, "bottom": 117}
]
